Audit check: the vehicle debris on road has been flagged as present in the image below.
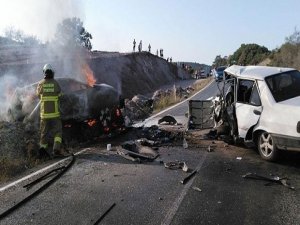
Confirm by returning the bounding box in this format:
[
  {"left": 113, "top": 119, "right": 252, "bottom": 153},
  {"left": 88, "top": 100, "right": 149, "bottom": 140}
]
[
  {"left": 93, "top": 202, "right": 116, "bottom": 225},
  {"left": 164, "top": 161, "right": 189, "bottom": 172},
  {"left": 192, "top": 186, "right": 202, "bottom": 192},
  {"left": 138, "top": 125, "right": 176, "bottom": 144},
  {"left": 158, "top": 115, "right": 177, "bottom": 125},
  {"left": 117, "top": 140, "right": 159, "bottom": 162},
  {"left": 181, "top": 170, "right": 197, "bottom": 184},
  {"left": 242, "top": 172, "right": 295, "bottom": 190},
  {"left": 183, "top": 138, "right": 188, "bottom": 149},
  {"left": 207, "top": 145, "right": 213, "bottom": 152}
]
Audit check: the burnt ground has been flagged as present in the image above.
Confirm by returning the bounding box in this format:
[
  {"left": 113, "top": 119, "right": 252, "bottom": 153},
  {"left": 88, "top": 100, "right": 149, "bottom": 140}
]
[{"left": 0, "top": 126, "right": 299, "bottom": 225}]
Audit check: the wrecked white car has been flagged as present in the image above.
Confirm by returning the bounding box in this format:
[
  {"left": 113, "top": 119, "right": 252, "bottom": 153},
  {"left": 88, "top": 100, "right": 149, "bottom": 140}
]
[{"left": 215, "top": 65, "right": 300, "bottom": 161}]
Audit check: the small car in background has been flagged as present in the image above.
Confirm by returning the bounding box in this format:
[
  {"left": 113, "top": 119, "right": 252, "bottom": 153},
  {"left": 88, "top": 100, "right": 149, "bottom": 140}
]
[
  {"left": 199, "top": 70, "right": 207, "bottom": 78},
  {"left": 213, "top": 66, "right": 227, "bottom": 82},
  {"left": 217, "top": 65, "right": 300, "bottom": 161}
]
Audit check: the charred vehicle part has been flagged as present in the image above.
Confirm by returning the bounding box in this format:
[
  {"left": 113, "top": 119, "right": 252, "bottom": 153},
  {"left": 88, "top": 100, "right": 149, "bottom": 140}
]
[
  {"left": 213, "top": 65, "right": 300, "bottom": 161},
  {"left": 7, "top": 78, "right": 125, "bottom": 141}
]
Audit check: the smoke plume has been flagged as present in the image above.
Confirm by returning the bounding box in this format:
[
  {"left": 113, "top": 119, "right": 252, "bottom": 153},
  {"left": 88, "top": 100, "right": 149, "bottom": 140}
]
[
  {"left": 0, "top": 0, "right": 95, "bottom": 121},
  {"left": 0, "top": 0, "right": 85, "bottom": 42}
]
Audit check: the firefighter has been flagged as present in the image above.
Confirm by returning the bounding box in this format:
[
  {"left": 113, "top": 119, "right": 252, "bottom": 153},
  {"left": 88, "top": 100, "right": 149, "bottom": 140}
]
[{"left": 36, "top": 64, "right": 67, "bottom": 158}]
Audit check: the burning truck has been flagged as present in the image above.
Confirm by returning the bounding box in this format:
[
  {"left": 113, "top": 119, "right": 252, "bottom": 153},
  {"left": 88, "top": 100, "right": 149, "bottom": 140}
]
[{"left": 7, "top": 77, "right": 125, "bottom": 140}]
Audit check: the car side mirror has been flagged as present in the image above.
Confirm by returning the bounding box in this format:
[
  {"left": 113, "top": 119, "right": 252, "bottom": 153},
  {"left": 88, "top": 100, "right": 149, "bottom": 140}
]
[{"left": 253, "top": 109, "right": 261, "bottom": 115}]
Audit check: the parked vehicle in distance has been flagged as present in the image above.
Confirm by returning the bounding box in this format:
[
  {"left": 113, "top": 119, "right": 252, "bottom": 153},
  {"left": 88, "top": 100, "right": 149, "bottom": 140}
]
[
  {"left": 216, "top": 65, "right": 300, "bottom": 161},
  {"left": 199, "top": 70, "right": 207, "bottom": 78},
  {"left": 213, "top": 66, "right": 227, "bottom": 82}
]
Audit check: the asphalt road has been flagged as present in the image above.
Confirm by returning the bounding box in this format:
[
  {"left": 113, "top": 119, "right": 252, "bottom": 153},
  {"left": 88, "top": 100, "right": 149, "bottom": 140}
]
[{"left": 0, "top": 79, "right": 299, "bottom": 225}]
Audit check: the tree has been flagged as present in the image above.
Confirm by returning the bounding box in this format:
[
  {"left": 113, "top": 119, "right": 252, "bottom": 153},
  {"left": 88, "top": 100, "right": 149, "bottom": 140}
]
[
  {"left": 285, "top": 27, "right": 300, "bottom": 45},
  {"left": 270, "top": 28, "right": 300, "bottom": 69},
  {"left": 213, "top": 55, "right": 228, "bottom": 68},
  {"left": 54, "top": 17, "right": 92, "bottom": 50},
  {"left": 4, "top": 27, "right": 40, "bottom": 46},
  {"left": 229, "top": 44, "right": 270, "bottom": 66}
]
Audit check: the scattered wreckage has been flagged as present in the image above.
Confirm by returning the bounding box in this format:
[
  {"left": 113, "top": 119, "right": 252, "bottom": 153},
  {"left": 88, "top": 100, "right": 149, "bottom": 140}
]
[
  {"left": 210, "top": 65, "right": 300, "bottom": 161},
  {"left": 117, "top": 139, "right": 159, "bottom": 162},
  {"left": 115, "top": 125, "right": 185, "bottom": 162}
]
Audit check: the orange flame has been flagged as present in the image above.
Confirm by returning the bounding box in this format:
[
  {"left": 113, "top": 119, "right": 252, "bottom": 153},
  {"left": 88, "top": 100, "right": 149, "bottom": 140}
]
[
  {"left": 81, "top": 63, "right": 96, "bottom": 87},
  {"left": 87, "top": 119, "right": 97, "bottom": 127}
]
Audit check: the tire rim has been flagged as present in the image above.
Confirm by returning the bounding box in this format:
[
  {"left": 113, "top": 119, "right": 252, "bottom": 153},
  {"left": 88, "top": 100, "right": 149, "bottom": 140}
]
[{"left": 259, "top": 132, "right": 274, "bottom": 157}]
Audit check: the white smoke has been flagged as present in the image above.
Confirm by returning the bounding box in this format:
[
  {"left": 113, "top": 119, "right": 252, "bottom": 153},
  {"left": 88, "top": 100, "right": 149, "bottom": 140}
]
[
  {"left": 0, "top": 75, "right": 20, "bottom": 121},
  {"left": 0, "top": 0, "right": 89, "bottom": 121},
  {"left": 0, "top": 0, "right": 85, "bottom": 42}
]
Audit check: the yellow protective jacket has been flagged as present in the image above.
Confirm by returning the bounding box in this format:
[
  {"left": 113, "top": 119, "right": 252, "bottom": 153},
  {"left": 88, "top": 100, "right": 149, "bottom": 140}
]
[{"left": 36, "top": 78, "right": 61, "bottom": 119}]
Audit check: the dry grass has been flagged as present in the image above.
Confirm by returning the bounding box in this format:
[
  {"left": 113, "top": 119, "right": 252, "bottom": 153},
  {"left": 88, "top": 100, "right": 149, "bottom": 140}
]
[
  {"left": 153, "top": 77, "right": 213, "bottom": 112},
  {"left": 190, "top": 76, "right": 213, "bottom": 95},
  {"left": 0, "top": 156, "right": 39, "bottom": 183},
  {"left": 153, "top": 93, "right": 180, "bottom": 112}
]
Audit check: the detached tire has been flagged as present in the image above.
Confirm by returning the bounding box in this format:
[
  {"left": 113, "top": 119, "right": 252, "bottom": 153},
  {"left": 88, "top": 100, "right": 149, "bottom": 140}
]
[{"left": 257, "top": 131, "right": 279, "bottom": 161}]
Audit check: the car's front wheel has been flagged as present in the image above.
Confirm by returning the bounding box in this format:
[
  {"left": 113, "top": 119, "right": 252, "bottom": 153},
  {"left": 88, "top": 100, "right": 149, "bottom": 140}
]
[{"left": 257, "top": 131, "right": 279, "bottom": 161}]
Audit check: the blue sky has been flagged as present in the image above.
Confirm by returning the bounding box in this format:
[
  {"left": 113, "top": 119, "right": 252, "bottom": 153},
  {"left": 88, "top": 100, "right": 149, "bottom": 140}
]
[{"left": 0, "top": 0, "right": 300, "bottom": 64}]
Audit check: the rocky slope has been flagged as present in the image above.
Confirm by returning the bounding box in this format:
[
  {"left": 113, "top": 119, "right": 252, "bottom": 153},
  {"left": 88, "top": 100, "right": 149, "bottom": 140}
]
[{"left": 0, "top": 48, "right": 190, "bottom": 98}]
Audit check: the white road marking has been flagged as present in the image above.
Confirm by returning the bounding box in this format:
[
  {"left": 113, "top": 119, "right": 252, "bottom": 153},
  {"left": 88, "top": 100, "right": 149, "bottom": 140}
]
[
  {"left": 0, "top": 148, "right": 90, "bottom": 192},
  {"left": 161, "top": 152, "right": 208, "bottom": 225}
]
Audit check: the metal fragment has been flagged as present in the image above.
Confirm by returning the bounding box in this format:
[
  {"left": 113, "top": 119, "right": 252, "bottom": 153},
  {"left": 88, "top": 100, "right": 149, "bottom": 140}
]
[
  {"left": 180, "top": 170, "right": 197, "bottom": 184},
  {"left": 93, "top": 203, "right": 116, "bottom": 225},
  {"left": 192, "top": 186, "right": 202, "bottom": 192},
  {"left": 242, "top": 172, "right": 295, "bottom": 190}
]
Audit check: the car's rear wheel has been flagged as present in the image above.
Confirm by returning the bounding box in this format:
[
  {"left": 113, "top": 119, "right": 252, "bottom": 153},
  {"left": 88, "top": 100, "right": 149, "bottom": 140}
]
[{"left": 257, "top": 131, "right": 279, "bottom": 161}]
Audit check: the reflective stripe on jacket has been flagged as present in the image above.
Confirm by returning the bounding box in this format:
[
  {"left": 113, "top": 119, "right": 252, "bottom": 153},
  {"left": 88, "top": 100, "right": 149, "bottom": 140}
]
[{"left": 36, "top": 79, "right": 61, "bottom": 119}]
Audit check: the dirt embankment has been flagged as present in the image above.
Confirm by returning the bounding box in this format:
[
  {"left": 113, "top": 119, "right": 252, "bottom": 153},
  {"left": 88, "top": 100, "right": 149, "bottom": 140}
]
[
  {"left": 89, "top": 52, "right": 189, "bottom": 98},
  {"left": 0, "top": 48, "right": 190, "bottom": 98}
]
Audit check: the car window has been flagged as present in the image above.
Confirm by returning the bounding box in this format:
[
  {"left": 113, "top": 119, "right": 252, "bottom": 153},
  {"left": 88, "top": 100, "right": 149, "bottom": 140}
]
[
  {"left": 266, "top": 70, "right": 300, "bottom": 102},
  {"left": 249, "top": 84, "right": 261, "bottom": 106},
  {"left": 237, "top": 79, "right": 255, "bottom": 103}
]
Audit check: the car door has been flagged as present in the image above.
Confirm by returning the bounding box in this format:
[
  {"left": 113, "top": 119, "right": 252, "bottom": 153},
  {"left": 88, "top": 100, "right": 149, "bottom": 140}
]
[{"left": 235, "top": 79, "right": 262, "bottom": 139}]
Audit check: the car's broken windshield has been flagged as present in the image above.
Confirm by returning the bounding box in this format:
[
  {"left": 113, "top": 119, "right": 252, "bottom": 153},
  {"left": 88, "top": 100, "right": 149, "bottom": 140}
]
[{"left": 265, "top": 70, "right": 300, "bottom": 102}]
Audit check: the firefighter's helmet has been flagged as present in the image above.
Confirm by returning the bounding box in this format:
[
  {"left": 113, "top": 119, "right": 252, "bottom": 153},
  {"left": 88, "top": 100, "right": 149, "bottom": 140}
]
[{"left": 43, "top": 64, "right": 54, "bottom": 74}]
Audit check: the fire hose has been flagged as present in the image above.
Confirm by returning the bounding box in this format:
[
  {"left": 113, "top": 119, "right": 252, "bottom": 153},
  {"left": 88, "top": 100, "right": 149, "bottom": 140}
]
[
  {"left": 0, "top": 154, "right": 76, "bottom": 220},
  {"left": 23, "top": 100, "right": 41, "bottom": 123}
]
